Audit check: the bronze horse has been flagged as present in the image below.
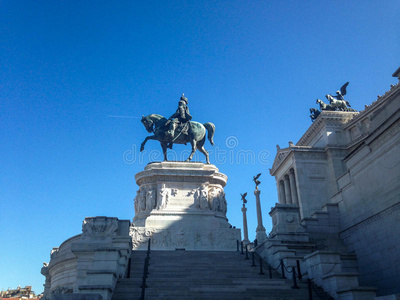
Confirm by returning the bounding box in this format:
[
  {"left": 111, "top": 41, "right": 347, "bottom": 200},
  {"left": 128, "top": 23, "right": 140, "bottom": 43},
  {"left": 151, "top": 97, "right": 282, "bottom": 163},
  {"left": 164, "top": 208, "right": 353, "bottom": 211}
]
[{"left": 140, "top": 114, "right": 215, "bottom": 164}]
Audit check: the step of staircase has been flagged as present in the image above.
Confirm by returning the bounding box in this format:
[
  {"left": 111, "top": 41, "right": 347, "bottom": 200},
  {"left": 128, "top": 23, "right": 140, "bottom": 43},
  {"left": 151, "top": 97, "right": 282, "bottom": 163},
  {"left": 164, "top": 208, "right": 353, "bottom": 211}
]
[{"left": 112, "top": 250, "right": 318, "bottom": 300}]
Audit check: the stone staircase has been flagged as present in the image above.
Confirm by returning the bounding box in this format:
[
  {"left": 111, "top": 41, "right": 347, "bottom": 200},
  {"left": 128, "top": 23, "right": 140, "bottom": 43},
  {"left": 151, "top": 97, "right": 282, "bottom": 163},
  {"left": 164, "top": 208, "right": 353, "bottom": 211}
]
[{"left": 112, "top": 250, "right": 320, "bottom": 300}]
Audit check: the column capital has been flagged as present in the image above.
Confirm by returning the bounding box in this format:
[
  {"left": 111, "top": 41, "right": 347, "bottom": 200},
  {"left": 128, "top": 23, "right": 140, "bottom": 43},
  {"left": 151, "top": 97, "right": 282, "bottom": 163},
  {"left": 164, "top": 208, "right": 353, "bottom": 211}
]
[{"left": 254, "top": 189, "right": 261, "bottom": 196}]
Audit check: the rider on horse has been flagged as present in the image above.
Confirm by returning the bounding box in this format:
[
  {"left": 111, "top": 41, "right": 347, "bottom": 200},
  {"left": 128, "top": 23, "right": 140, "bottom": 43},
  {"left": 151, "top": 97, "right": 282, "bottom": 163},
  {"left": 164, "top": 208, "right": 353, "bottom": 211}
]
[
  {"left": 167, "top": 94, "right": 192, "bottom": 137},
  {"left": 333, "top": 90, "right": 344, "bottom": 101},
  {"left": 165, "top": 94, "right": 192, "bottom": 148}
]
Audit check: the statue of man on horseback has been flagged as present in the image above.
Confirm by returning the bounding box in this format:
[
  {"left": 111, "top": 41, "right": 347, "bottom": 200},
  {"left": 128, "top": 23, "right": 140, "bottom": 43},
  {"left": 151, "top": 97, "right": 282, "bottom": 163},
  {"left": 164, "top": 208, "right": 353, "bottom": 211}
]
[{"left": 140, "top": 94, "right": 215, "bottom": 164}]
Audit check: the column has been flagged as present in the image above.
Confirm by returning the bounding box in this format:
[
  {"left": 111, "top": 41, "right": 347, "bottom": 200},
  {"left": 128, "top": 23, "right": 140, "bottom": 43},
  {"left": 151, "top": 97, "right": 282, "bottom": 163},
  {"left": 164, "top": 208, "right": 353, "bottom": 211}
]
[
  {"left": 289, "top": 169, "right": 299, "bottom": 205},
  {"left": 254, "top": 188, "right": 267, "bottom": 243},
  {"left": 241, "top": 204, "right": 250, "bottom": 244},
  {"left": 278, "top": 180, "right": 286, "bottom": 204},
  {"left": 283, "top": 175, "right": 292, "bottom": 204}
]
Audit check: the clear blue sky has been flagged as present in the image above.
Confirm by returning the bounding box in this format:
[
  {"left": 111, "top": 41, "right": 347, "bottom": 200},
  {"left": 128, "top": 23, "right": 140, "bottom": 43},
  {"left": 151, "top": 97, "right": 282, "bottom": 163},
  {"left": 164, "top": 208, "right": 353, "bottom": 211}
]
[{"left": 1, "top": 0, "right": 399, "bottom": 294}]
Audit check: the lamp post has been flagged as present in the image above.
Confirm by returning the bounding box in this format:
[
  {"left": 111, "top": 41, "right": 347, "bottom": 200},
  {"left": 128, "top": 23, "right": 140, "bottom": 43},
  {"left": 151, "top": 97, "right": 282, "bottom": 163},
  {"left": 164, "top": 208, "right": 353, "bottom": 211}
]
[
  {"left": 240, "top": 193, "right": 250, "bottom": 244},
  {"left": 253, "top": 174, "right": 267, "bottom": 244}
]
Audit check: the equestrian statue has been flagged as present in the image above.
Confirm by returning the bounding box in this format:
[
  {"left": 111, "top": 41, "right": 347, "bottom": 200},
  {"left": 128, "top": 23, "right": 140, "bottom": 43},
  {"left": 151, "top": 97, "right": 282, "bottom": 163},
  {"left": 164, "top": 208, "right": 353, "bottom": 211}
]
[{"left": 140, "top": 94, "right": 215, "bottom": 164}]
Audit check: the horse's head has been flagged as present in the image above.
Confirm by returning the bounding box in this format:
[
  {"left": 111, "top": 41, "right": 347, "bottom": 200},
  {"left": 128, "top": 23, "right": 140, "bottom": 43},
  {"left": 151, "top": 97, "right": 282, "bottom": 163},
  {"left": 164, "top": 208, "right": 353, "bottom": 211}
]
[
  {"left": 326, "top": 94, "right": 333, "bottom": 102},
  {"left": 316, "top": 99, "right": 321, "bottom": 104},
  {"left": 141, "top": 115, "right": 154, "bottom": 133}
]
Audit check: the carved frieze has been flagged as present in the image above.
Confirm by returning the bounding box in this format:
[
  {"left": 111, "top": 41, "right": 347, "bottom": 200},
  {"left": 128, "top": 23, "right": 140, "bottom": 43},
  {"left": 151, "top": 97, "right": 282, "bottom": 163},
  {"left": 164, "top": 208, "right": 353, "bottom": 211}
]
[
  {"left": 193, "top": 184, "right": 209, "bottom": 209},
  {"left": 295, "top": 152, "right": 326, "bottom": 160},
  {"left": 81, "top": 217, "right": 118, "bottom": 239},
  {"left": 130, "top": 225, "right": 239, "bottom": 250},
  {"left": 297, "top": 111, "right": 357, "bottom": 147},
  {"left": 369, "top": 120, "right": 400, "bottom": 151}
]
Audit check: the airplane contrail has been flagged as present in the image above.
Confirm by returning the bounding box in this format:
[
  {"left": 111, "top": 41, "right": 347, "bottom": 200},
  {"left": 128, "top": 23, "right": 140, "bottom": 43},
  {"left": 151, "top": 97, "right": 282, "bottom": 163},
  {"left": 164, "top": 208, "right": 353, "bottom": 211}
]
[{"left": 107, "top": 115, "right": 139, "bottom": 119}]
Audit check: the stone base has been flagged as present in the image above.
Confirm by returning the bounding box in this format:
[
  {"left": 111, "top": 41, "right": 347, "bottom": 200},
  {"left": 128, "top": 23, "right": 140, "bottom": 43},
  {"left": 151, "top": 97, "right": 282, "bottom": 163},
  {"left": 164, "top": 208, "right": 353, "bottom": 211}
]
[
  {"left": 337, "top": 287, "right": 377, "bottom": 300},
  {"left": 130, "top": 225, "right": 240, "bottom": 251},
  {"left": 131, "top": 162, "right": 241, "bottom": 251}
]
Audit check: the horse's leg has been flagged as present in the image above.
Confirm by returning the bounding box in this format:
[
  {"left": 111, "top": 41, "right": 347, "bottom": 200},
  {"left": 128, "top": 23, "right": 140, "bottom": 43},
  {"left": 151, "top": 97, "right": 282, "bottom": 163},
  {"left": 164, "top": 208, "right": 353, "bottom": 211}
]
[
  {"left": 198, "top": 145, "right": 210, "bottom": 164},
  {"left": 161, "top": 142, "right": 168, "bottom": 161},
  {"left": 185, "top": 139, "right": 197, "bottom": 162},
  {"left": 140, "top": 135, "right": 157, "bottom": 152}
]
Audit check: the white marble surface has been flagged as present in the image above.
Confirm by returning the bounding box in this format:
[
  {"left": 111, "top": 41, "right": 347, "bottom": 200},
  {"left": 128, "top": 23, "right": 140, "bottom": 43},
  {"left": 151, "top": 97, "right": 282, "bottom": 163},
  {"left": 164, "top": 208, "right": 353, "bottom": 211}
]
[{"left": 131, "top": 162, "right": 240, "bottom": 250}]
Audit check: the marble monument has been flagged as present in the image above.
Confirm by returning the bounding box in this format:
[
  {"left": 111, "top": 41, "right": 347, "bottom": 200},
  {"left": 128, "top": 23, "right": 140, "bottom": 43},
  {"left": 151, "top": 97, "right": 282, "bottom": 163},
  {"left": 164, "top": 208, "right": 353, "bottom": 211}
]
[{"left": 130, "top": 161, "right": 240, "bottom": 251}]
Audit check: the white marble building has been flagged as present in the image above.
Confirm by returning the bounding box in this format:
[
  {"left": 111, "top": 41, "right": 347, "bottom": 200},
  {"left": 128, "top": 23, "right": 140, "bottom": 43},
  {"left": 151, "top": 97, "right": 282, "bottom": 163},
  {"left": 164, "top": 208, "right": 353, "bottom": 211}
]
[{"left": 260, "top": 68, "right": 400, "bottom": 299}]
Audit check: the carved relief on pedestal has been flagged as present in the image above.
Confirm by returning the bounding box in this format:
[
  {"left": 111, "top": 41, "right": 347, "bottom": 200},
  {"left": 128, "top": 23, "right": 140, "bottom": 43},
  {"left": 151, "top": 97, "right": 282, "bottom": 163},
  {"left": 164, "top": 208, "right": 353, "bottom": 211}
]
[
  {"left": 218, "top": 191, "right": 227, "bottom": 214},
  {"left": 208, "top": 186, "right": 221, "bottom": 212},
  {"left": 82, "top": 217, "right": 118, "bottom": 239},
  {"left": 157, "top": 183, "right": 170, "bottom": 210},
  {"left": 134, "top": 190, "right": 140, "bottom": 215},
  {"left": 134, "top": 187, "right": 147, "bottom": 214},
  {"left": 193, "top": 184, "right": 209, "bottom": 209},
  {"left": 155, "top": 184, "right": 177, "bottom": 210},
  {"left": 130, "top": 226, "right": 155, "bottom": 248},
  {"left": 134, "top": 186, "right": 158, "bottom": 214},
  {"left": 130, "top": 225, "right": 240, "bottom": 250},
  {"left": 51, "top": 287, "right": 73, "bottom": 295},
  {"left": 145, "top": 188, "right": 156, "bottom": 212}
]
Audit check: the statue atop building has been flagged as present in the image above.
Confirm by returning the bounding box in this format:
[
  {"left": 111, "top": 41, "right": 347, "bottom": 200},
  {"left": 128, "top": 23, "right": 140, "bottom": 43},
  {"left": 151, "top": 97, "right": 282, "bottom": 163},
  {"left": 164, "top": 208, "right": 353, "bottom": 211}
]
[{"left": 310, "top": 82, "right": 357, "bottom": 122}]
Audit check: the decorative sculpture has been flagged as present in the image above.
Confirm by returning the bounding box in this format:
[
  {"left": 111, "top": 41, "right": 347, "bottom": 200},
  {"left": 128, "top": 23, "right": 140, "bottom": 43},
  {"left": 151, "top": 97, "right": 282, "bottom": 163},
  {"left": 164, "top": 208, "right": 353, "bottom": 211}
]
[
  {"left": 310, "top": 82, "right": 357, "bottom": 121},
  {"left": 253, "top": 173, "right": 261, "bottom": 188},
  {"left": 140, "top": 94, "right": 215, "bottom": 164},
  {"left": 316, "top": 98, "right": 335, "bottom": 111},
  {"left": 138, "top": 187, "right": 146, "bottom": 212},
  {"left": 209, "top": 187, "right": 220, "bottom": 211},
  {"left": 309, "top": 108, "right": 321, "bottom": 122},
  {"left": 326, "top": 94, "right": 350, "bottom": 111},
  {"left": 194, "top": 184, "right": 209, "bottom": 209},
  {"left": 240, "top": 192, "right": 248, "bottom": 204},
  {"left": 330, "top": 82, "right": 350, "bottom": 103},
  {"left": 157, "top": 184, "right": 170, "bottom": 210},
  {"left": 218, "top": 191, "right": 227, "bottom": 213},
  {"left": 145, "top": 189, "right": 155, "bottom": 212}
]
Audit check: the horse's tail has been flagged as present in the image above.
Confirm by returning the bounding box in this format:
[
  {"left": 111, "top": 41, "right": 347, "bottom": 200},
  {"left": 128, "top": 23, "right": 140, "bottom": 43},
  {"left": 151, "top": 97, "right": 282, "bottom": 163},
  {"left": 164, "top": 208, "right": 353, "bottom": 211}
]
[{"left": 203, "top": 122, "right": 215, "bottom": 146}]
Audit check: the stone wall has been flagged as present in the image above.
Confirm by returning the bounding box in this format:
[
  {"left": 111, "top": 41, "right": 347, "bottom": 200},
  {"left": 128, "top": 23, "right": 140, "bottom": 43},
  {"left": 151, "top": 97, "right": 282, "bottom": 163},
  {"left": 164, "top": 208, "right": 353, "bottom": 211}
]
[
  {"left": 42, "top": 217, "right": 132, "bottom": 300},
  {"left": 337, "top": 91, "right": 400, "bottom": 296},
  {"left": 340, "top": 203, "right": 400, "bottom": 296}
]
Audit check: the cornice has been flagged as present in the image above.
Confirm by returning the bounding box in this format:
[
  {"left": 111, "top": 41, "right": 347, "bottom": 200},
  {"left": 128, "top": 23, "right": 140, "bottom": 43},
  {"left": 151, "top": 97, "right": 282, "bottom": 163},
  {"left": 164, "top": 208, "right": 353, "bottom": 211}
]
[
  {"left": 297, "top": 111, "right": 358, "bottom": 147},
  {"left": 270, "top": 146, "right": 324, "bottom": 176},
  {"left": 344, "top": 81, "right": 400, "bottom": 130}
]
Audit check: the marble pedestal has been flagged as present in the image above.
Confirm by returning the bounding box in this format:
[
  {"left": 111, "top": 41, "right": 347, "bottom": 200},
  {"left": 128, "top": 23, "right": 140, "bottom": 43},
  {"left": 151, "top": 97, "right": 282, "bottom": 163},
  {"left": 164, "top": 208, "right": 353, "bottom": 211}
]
[
  {"left": 130, "top": 162, "right": 241, "bottom": 251},
  {"left": 269, "top": 203, "right": 309, "bottom": 242}
]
